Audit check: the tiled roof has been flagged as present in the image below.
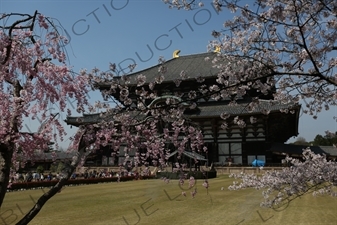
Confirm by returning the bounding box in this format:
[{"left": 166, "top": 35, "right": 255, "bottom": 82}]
[
  {"left": 65, "top": 100, "right": 299, "bottom": 125},
  {"left": 191, "top": 100, "right": 299, "bottom": 118},
  {"left": 66, "top": 113, "right": 109, "bottom": 125},
  {"left": 66, "top": 109, "right": 147, "bottom": 125},
  {"left": 22, "top": 151, "right": 77, "bottom": 162},
  {"left": 319, "top": 146, "right": 337, "bottom": 156},
  {"left": 96, "top": 52, "right": 219, "bottom": 88},
  {"left": 269, "top": 143, "right": 337, "bottom": 157}
]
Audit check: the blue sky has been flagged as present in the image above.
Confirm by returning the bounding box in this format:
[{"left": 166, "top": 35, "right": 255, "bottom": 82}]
[{"left": 1, "top": 0, "right": 336, "bottom": 148}]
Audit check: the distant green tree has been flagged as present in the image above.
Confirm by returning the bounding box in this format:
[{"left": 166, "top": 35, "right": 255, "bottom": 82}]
[
  {"left": 56, "top": 162, "right": 65, "bottom": 173},
  {"left": 49, "top": 162, "right": 65, "bottom": 173},
  {"left": 312, "top": 132, "right": 337, "bottom": 146},
  {"left": 49, "top": 163, "right": 57, "bottom": 172},
  {"left": 36, "top": 165, "right": 44, "bottom": 174}
]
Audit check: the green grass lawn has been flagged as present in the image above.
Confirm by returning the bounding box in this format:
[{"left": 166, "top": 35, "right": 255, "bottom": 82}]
[{"left": 1, "top": 176, "right": 336, "bottom": 225}]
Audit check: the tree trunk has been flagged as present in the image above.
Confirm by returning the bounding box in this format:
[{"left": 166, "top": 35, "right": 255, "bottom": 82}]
[
  {"left": 0, "top": 143, "right": 13, "bottom": 207},
  {"left": 16, "top": 132, "right": 89, "bottom": 225},
  {"left": 0, "top": 79, "right": 22, "bottom": 207}
]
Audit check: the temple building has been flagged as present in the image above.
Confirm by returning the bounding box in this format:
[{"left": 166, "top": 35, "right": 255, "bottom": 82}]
[{"left": 66, "top": 51, "right": 301, "bottom": 166}]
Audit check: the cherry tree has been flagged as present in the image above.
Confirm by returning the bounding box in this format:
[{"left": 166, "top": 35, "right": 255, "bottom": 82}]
[
  {"left": 0, "top": 10, "right": 89, "bottom": 211},
  {"left": 163, "top": 0, "right": 337, "bottom": 205},
  {"left": 0, "top": 10, "right": 206, "bottom": 223}
]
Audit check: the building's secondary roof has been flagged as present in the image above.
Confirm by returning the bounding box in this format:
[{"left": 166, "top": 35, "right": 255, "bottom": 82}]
[
  {"left": 22, "top": 151, "right": 77, "bottom": 162},
  {"left": 269, "top": 143, "right": 337, "bottom": 157},
  {"left": 191, "top": 100, "right": 299, "bottom": 118},
  {"left": 65, "top": 100, "right": 299, "bottom": 125}
]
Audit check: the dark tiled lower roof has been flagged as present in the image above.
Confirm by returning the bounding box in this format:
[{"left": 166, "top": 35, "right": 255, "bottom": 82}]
[
  {"left": 65, "top": 100, "right": 299, "bottom": 125},
  {"left": 191, "top": 100, "right": 299, "bottom": 118},
  {"left": 269, "top": 143, "right": 337, "bottom": 157},
  {"left": 317, "top": 146, "right": 337, "bottom": 156},
  {"left": 66, "top": 113, "right": 103, "bottom": 125},
  {"left": 21, "top": 151, "right": 77, "bottom": 162}
]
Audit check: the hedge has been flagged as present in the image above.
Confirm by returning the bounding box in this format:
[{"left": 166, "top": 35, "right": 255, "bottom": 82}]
[
  {"left": 156, "top": 170, "right": 217, "bottom": 179},
  {"left": 8, "top": 175, "right": 155, "bottom": 191}
]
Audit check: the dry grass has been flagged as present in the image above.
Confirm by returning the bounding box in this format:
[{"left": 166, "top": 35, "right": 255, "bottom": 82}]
[{"left": 1, "top": 176, "right": 336, "bottom": 225}]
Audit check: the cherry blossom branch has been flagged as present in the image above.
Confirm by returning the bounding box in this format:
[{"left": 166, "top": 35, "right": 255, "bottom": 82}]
[
  {"left": 229, "top": 149, "right": 337, "bottom": 208},
  {"left": 163, "top": 0, "right": 198, "bottom": 10},
  {"left": 16, "top": 129, "right": 93, "bottom": 225},
  {"left": 0, "top": 12, "right": 36, "bottom": 65}
]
